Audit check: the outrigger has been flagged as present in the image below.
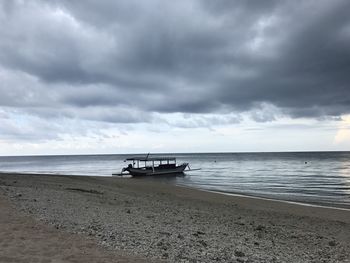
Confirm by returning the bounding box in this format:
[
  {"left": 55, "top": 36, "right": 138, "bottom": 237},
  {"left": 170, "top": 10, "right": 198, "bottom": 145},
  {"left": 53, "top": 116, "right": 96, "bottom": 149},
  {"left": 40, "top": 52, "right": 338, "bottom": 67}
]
[{"left": 115, "top": 155, "right": 191, "bottom": 176}]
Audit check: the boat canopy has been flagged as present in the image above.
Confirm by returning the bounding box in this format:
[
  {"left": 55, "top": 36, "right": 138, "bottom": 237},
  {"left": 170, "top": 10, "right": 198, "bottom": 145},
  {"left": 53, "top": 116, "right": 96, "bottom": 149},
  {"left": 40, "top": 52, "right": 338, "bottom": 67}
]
[{"left": 125, "top": 156, "right": 176, "bottom": 162}]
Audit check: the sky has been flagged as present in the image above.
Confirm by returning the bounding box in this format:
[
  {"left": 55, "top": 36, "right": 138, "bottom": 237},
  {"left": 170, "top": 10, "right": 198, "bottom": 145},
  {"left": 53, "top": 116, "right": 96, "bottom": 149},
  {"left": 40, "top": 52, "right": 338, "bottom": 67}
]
[{"left": 0, "top": 0, "right": 350, "bottom": 155}]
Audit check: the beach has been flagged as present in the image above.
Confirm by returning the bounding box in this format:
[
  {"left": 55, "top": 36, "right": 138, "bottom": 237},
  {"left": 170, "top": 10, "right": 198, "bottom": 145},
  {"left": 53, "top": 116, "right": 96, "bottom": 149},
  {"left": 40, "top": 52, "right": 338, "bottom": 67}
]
[{"left": 1, "top": 173, "right": 350, "bottom": 262}]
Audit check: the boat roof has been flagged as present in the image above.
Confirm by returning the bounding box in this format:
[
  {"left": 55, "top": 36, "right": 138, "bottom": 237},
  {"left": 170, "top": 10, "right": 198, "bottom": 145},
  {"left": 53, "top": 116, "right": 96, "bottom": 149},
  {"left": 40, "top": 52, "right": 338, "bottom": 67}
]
[{"left": 125, "top": 156, "right": 176, "bottom": 162}]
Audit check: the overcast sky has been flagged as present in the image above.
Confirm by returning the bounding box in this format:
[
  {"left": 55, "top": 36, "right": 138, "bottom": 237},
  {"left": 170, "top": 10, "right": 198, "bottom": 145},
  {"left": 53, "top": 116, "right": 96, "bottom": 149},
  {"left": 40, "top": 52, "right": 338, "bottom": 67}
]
[{"left": 1, "top": 0, "right": 350, "bottom": 155}]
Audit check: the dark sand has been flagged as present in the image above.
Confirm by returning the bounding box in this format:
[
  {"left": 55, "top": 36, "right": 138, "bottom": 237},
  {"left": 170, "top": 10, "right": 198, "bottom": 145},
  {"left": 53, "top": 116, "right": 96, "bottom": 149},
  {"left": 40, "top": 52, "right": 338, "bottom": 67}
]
[
  {"left": 1, "top": 173, "right": 350, "bottom": 262},
  {"left": 0, "top": 194, "right": 151, "bottom": 263}
]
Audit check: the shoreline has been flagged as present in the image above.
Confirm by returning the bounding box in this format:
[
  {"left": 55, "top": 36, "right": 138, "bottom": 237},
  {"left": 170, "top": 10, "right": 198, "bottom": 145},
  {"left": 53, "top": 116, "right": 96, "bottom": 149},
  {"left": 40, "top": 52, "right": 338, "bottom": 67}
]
[
  {"left": 2, "top": 171, "right": 350, "bottom": 212},
  {"left": 1, "top": 172, "right": 350, "bottom": 262},
  {"left": 204, "top": 188, "right": 350, "bottom": 212}
]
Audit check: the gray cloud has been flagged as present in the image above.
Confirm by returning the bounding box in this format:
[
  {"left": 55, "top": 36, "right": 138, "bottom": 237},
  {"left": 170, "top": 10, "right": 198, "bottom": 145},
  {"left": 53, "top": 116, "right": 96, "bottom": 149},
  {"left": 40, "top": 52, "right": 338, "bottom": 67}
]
[{"left": 0, "top": 0, "right": 350, "bottom": 126}]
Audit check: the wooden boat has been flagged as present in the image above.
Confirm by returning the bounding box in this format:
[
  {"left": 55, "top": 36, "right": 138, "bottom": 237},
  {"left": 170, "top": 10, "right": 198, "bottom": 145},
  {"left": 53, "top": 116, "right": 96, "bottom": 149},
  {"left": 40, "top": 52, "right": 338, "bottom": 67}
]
[{"left": 120, "top": 156, "right": 189, "bottom": 176}]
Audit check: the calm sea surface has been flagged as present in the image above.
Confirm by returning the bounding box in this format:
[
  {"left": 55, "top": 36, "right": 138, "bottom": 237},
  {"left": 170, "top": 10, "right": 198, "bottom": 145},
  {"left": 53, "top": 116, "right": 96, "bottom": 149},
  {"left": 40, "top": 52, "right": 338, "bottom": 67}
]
[{"left": 1, "top": 152, "right": 350, "bottom": 209}]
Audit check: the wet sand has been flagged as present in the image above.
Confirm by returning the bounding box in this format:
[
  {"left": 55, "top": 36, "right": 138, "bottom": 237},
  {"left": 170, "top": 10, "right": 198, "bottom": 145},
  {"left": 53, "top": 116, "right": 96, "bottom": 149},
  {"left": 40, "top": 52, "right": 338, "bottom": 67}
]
[{"left": 1, "top": 173, "right": 350, "bottom": 262}]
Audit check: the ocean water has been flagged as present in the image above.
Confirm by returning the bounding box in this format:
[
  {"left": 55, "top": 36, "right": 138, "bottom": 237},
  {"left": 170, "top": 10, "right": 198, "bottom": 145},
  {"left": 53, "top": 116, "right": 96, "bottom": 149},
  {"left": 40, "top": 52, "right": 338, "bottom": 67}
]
[{"left": 0, "top": 152, "right": 350, "bottom": 209}]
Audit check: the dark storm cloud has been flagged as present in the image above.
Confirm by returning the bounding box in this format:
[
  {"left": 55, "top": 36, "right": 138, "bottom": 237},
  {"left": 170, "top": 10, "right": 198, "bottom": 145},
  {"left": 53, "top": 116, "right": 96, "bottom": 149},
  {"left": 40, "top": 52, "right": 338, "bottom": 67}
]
[{"left": 0, "top": 0, "right": 350, "bottom": 124}]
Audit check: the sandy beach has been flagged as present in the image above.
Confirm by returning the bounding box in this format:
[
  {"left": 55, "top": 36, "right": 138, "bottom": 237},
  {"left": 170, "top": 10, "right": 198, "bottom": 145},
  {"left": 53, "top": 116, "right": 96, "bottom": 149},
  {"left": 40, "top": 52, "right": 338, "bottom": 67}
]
[{"left": 1, "top": 173, "right": 350, "bottom": 262}]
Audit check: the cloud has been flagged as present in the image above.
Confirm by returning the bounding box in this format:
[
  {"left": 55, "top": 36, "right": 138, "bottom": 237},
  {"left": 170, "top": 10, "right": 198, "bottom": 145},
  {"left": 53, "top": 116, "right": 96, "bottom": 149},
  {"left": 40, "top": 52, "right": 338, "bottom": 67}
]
[{"left": 0, "top": 0, "right": 350, "bottom": 128}]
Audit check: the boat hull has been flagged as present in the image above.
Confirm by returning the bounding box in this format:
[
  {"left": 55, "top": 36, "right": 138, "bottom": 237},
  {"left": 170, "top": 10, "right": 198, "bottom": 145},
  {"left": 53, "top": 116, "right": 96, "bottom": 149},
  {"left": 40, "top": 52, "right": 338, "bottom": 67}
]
[{"left": 127, "top": 163, "right": 188, "bottom": 177}]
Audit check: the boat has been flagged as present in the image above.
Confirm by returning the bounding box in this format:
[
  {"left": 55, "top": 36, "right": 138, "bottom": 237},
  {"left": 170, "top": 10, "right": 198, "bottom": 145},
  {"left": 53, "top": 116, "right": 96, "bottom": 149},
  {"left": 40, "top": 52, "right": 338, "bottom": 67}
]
[{"left": 119, "top": 155, "right": 189, "bottom": 176}]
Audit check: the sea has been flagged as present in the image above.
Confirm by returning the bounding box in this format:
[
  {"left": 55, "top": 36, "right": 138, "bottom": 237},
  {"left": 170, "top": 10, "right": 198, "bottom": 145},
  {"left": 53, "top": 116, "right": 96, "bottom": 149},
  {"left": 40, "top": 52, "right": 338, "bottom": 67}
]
[{"left": 0, "top": 152, "right": 350, "bottom": 209}]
